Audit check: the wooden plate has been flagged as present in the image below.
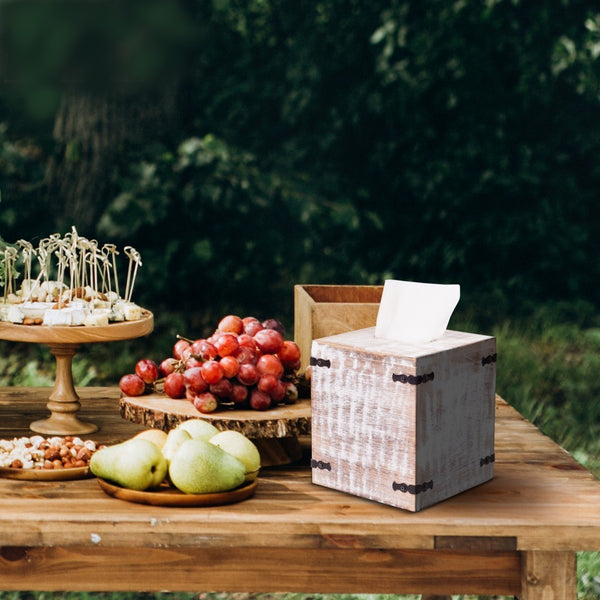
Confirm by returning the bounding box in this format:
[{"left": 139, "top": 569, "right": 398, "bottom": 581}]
[
  {"left": 96, "top": 477, "right": 258, "bottom": 507},
  {"left": 0, "top": 466, "right": 91, "bottom": 481},
  {"left": 0, "top": 310, "right": 154, "bottom": 344}
]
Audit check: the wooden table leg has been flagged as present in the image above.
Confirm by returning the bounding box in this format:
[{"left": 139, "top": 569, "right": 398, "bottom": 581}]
[{"left": 521, "top": 551, "right": 576, "bottom": 599}]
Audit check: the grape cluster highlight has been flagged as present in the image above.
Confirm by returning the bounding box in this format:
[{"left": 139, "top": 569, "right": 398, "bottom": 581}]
[{"left": 119, "top": 315, "right": 301, "bottom": 413}]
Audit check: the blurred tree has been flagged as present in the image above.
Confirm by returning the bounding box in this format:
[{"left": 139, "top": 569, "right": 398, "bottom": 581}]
[
  {"left": 1, "top": 0, "right": 194, "bottom": 231},
  {"left": 46, "top": 87, "right": 179, "bottom": 231}
]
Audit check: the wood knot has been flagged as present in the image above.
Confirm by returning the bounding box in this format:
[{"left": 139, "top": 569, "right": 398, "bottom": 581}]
[{"left": 0, "top": 546, "right": 28, "bottom": 562}]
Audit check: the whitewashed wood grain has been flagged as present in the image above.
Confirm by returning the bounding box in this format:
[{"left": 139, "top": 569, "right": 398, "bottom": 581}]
[{"left": 311, "top": 327, "right": 496, "bottom": 512}]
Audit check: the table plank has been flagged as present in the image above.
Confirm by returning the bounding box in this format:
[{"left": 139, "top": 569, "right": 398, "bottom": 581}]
[
  {"left": 0, "top": 546, "right": 521, "bottom": 595},
  {"left": 0, "top": 388, "right": 597, "bottom": 552},
  {"left": 0, "top": 387, "right": 596, "bottom": 598}
]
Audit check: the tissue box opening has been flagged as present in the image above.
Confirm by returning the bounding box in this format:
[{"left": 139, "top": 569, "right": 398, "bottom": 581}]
[
  {"left": 310, "top": 327, "right": 496, "bottom": 512},
  {"left": 294, "top": 285, "right": 383, "bottom": 373}
]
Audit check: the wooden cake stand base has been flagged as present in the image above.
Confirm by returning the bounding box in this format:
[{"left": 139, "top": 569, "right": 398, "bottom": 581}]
[
  {"left": 120, "top": 393, "right": 311, "bottom": 467},
  {"left": 31, "top": 342, "right": 97, "bottom": 435},
  {"left": 0, "top": 312, "right": 154, "bottom": 435}
]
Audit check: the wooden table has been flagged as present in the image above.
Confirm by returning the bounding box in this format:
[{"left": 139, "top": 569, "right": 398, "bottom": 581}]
[{"left": 0, "top": 387, "right": 599, "bottom": 599}]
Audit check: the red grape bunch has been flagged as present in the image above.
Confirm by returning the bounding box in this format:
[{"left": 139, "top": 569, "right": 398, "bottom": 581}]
[{"left": 118, "top": 315, "right": 301, "bottom": 414}]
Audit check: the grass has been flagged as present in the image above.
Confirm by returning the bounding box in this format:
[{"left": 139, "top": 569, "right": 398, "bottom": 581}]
[{"left": 0, "top": 301, "right": 599, "bottom": 598}]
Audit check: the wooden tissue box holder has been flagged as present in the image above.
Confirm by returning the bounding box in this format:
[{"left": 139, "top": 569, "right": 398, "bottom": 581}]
[{"left": 310, "top": 327, "right": 497, "bottom": 512}]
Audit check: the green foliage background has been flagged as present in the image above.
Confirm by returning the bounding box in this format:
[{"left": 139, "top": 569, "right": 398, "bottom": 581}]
[
  {"left": 2, "top": 0, "right": 600, "bottom": 320},
  {"left": 2, "top": 2, "right": 600, "bottom": 594}
]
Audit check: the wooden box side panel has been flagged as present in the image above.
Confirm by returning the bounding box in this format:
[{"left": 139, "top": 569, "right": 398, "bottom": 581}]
[
  {"left": 311, "top": 303, "right": 380, "bottom": 340},
  {"left": 294, "top": 285, "right": 383, "bottom": 373},
  {"left": 294, "top": 285, "right": 316, "bottom": 374},
  {"left": 413, "top": 338, "right": 497, "bottom": 510},
  {"left": 310, "top": 339, "right": 419, "bottom": 511},
  {"left": 299, "top": 285, "right": 383, "bottom": 304}
]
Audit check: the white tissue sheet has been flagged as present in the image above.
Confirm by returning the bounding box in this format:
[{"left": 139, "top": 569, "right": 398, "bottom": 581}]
[{"left": 375, "top": 280, "right": 460, "bottom": 344}]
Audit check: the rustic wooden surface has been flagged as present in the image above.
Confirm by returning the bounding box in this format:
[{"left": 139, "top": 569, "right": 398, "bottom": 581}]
[
  {"left": 120, "top": 393, "right": 312, "bottom": 466},
  {"left": 294, "top": 285, "right": 383, "bottom": 373},
  {"left": 120, "top": 393, "right": 311, "bottom": 438},
  {"left": 311, "top": 327, "right": 496, "bottom": 511},
  {"left": 0, "top": 387, "right": 597, "bottom": 598}
]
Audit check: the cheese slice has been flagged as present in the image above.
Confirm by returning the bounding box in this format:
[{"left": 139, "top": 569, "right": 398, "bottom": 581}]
[{"left": 43, "top": 306, "right": 87, "bottom": 326}]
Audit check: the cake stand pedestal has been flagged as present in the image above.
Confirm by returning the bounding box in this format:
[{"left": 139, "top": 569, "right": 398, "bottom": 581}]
[
  {"left": 0, "top": 311, "right": 154, "bottom": 435},
  {"left": 31, "top": 342, "right": 93, "bottom": 434}
]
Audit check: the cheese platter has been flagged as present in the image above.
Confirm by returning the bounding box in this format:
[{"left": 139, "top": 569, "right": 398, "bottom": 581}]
[{"left": 0, "top": 229, "right": 153, "bottom": 435}]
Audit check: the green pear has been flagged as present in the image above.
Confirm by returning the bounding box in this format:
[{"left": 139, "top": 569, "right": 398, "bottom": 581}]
[
  {"left": 89, "top": 438, "right": 167, "bottom": 491},
  {"left": 169, "top": 439, "right": 246, "bottom": 494},
  {"left": 161, "top": 428, "right": 192, "bottom": 464},
  {"left": 133, "top": 428, "right": 168, "bottom": 449},
  {"left": 209, "top": 430, "right": 261, "bottom": 481},
  {"left": 177, "top": 419, "right": 219, "bottom": 441}
]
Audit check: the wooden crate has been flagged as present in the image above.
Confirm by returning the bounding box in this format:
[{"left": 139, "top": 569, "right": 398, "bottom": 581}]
[
  {"left": 294, "top": 285, "right": 383, "bottom": 373},
  {"left": 310, "top": 327, "right": 496, "bottom": 512}
]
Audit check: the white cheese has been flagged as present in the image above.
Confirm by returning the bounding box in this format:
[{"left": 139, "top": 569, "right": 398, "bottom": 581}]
[
  {"left": 43, "top": 306, "right": 87, "bottom": 326},
  {"left": 5, "top": 305, "right": 24, "bottom": 323},
  {"left": 83, "top": 309, "right": 110, "bottom": 327},
  {"left": 40, "top": 280, "right": 62, "bottom": 298},
  {"left": 112, "top": 301, "right": 142, "bottom": 321},
  {"left": 20, "top": 302, "right": 54, "bottom": 320}
]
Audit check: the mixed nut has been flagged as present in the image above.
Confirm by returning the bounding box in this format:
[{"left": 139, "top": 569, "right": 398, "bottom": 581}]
[{"left": 0, "top": 435, "right": 101, "bottom": 470}]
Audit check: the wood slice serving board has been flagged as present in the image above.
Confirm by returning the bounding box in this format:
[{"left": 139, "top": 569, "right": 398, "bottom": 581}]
[{"left": 120, "top": 394, "right": 311, "bottom": 467}]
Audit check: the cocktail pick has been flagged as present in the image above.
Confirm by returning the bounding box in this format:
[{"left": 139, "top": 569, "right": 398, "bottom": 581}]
[
  {"left": 3, "top": 246, "right": 18, "bottom": 300},
  {"left": 62, "top": 246, "right": 78, "bottom": 303},
  {"left": 47, "top": 233, "right": 61, "bottom": 283},
  {"left": 66, "top": 230, "right": 80, "bottom": 291},
  {"left": 87, "top": 239, "right": 100, "bottom": 299},
  {"left": 96, "top": 252, "right": 111, "bottom": 296},
  {"left": 37, "top": 237, "right": 52, "bottom": 284},
  {"left": 77, "top": 237, "right": 91, "bottom": 290},
  {"left": 2, "top": 248, "right": 10, "bottom": 300},
  {"left": 102, "top": 244, "right": 120, "bottom": 298},
  {"left": 34, "top": 245, "right": 48, "bottom": 289},
  {"left": 16, "top": 240, "right": 35, "bottom": 300},
  {"left": 54, "top": 248, "right": 66, "bottom": 302},
  {"left": 57, "top": 237, "right": 73, "bottom": 297},
  {"left": 124, "top": 246, "right": 142, "bottom": 303}
]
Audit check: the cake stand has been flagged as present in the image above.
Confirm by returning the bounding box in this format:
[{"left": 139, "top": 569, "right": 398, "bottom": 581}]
[{"left": 0, "top": 311, "right": 154, "bottom": 435}]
